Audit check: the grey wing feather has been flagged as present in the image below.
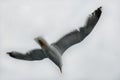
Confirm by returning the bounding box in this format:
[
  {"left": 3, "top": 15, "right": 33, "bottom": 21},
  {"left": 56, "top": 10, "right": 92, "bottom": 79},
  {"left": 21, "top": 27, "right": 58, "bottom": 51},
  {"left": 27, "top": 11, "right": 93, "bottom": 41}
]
[
  {"left": 7, "top": 49, "right": 47, "bottom": 60},
  {"left": 52, "top": 30, "right": 81, "bottom": 54},
  {"left": 52, "top": 7, "right": 102, "bottom": 54}
]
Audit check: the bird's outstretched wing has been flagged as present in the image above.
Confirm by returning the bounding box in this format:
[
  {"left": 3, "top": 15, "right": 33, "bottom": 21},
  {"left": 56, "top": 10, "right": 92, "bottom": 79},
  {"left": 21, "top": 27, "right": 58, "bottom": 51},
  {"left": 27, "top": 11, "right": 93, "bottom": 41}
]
[
  {"left": 52, "top": 7, "right": 102, "bottom": 54},
  {"left": 7, "top": 49, "right": 47, "bottom": 60}
]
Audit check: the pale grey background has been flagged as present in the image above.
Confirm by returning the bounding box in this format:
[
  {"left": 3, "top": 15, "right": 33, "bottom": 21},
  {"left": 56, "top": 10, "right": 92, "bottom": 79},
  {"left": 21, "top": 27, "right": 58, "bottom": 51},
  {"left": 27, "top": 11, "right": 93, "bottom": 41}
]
[{"left": 0, "top": 0, "right": 120, "bottom": 80}]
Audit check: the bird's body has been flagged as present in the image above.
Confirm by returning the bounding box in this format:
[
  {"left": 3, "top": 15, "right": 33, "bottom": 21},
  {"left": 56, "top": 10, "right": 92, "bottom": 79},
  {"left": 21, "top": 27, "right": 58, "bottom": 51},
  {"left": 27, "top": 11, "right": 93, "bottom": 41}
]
[
  {"left": 7, "top": 7, "right": 102, "bottom": 72},
  {"left": 44, "top": 44, "right": 62, "bottom": 72},
  {"left": 35, "top": 37, "right": 62, "bottom": 72}
]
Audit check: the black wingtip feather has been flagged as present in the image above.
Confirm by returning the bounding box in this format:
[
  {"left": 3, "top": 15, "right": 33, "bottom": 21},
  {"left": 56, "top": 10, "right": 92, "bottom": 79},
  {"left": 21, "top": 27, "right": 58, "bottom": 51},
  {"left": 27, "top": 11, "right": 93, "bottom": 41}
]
[
  {"left": 7, "top": 52, "right": 15, "bottom": 58},
  {"left": 94, "top": 6, "right": 102, "bottom": 18},
  {"left": 78, "top": 7, "right": 102, "bottom": 40}
]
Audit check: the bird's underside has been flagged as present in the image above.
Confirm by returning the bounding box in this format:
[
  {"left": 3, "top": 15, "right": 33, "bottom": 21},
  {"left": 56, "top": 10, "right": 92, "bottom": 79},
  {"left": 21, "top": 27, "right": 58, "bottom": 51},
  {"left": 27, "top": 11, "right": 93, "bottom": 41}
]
[{"left": 7, "top": 7, "right": 102, "bottom": 72}]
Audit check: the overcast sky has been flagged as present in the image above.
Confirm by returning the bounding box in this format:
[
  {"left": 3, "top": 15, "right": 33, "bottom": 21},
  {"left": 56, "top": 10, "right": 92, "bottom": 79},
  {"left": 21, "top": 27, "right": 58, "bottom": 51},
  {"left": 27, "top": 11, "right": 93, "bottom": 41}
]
[{"left": 0, "top": 0, "right": 120, "bottom": 80}]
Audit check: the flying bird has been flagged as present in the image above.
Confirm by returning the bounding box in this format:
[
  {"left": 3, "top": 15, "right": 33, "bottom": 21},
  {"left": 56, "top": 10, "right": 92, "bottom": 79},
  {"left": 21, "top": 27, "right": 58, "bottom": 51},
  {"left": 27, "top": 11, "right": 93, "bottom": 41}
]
[{"left": 7, "top": 7, "right": 102, "bottom": 73}]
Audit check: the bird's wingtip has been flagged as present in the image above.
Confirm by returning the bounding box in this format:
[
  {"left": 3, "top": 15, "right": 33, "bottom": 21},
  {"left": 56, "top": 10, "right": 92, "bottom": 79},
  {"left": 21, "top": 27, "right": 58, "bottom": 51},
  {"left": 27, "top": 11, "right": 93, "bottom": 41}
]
[
  {"left": 97, "top": 6, "right": 102, "bottom": 12},
  {"left": 92, "top": 6, "right": 102, "bottom": 18},
  {"left": 7, "top": 52, "right": 15, "bottom": 57},
  {"left": 99, "top": 6, "right": 102, "bottom": 9}
]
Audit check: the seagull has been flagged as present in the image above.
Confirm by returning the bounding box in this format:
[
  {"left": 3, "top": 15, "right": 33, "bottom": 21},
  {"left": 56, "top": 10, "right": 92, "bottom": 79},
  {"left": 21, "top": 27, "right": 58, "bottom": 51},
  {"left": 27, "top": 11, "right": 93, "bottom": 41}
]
[{"left": 7, "top": 7, "right": 102, "bottom": 73}]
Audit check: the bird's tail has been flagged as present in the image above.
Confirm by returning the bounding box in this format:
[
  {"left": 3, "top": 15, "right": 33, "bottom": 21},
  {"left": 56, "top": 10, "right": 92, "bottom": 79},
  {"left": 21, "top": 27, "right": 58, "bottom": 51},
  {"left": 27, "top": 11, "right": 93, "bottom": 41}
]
[{"left": 59, "top": 66, "right": 62, "bottom": 73}]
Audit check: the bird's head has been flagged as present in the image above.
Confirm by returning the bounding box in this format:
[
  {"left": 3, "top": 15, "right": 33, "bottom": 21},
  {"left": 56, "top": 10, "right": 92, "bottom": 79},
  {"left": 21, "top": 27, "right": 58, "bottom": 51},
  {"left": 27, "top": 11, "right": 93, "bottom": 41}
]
[{"left": 34, "top": 36, "right": 49, "bottom": 49}]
